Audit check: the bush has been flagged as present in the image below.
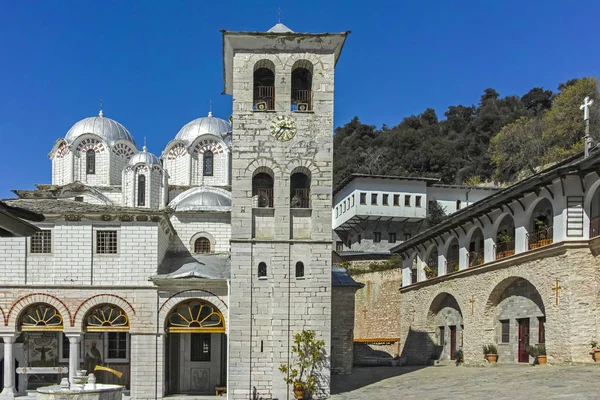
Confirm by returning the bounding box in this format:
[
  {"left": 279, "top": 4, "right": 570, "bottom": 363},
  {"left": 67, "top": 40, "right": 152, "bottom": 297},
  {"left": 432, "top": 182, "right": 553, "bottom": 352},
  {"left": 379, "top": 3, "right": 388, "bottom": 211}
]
[
  {"left": 482, "top": 344, "right": 497, "bottom": 355},
  {"left": 454, "top": 349, "right": 464, "bottom": 365},
  {"left": 526, "top": 345, "right": 539, "bottom": 358}
]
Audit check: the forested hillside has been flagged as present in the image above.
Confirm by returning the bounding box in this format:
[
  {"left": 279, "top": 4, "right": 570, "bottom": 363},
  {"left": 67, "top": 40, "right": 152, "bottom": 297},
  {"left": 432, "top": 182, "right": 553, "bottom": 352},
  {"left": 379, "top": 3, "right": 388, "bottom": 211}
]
[{"left": 333, "top": 77, "right": 600, "bottom": 187}]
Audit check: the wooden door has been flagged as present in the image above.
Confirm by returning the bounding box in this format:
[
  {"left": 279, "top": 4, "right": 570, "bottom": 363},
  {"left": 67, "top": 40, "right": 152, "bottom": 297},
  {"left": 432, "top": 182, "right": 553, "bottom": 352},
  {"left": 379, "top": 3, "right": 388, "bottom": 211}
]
[
  {"left": 518, "top": 318, "right": 530, "bottom": 363},
  {"left": 449, "top": 326, "right": 456, "bottom": 360}
]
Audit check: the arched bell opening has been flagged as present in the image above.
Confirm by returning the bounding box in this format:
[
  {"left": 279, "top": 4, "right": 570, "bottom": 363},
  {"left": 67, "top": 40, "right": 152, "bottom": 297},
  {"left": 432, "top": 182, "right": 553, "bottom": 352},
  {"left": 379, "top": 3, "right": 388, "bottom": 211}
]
[{"left": 164, "top": 300, "right": 227, "bottom": 395}]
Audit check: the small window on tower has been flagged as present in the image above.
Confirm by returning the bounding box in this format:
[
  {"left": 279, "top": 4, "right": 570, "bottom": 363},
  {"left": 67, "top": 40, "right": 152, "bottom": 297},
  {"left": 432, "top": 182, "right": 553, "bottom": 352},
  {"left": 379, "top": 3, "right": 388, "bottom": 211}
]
[
  {"left": 360, "top": 193, "right": 367, "bottom": 205},
  {"left": 203, "top": 151, "right": 214, "bottom": 176},
  {"left": 258, "top": 262, "right": 268, "bottom": 278},
  {"left": 383, "top": 194, "right": 389, "bottom": 206},
  {"left": 371, "top": 193, "right": 378, "bottom": 205},
  {"left": 295, "top": 262, "right": 305, "bottom": 278},
  {"left": 86, "top": 149, "right": 96, "bottom": 174},
  {"left": 393, "top": 194, "right": 400, "bottom": 206}
]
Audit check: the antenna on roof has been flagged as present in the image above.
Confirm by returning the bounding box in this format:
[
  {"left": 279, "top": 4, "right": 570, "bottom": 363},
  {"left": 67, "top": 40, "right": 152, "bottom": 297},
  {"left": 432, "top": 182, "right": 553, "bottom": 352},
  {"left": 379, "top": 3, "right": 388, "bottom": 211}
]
[{"left": 209, "top": 99, "right": 213, "bottom": 117}]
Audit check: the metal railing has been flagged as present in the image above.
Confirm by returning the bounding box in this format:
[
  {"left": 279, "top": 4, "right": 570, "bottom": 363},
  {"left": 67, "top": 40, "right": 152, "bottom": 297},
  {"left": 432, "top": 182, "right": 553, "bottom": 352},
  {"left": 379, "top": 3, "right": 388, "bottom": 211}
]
[
  {"left": 291, "top": 188, "right": 310, "bottom": 208},
  {"left": 426, "top": 257, "right": 438, "bottom": 279},
  {"left": 254, "top": 86, "right": 275, "bottom": 110},
  {"left": 527, "top": 226, "right": 554, "bottom": 249},
  {"left": 494, "top": 240, "right": 515, "bottom": 260},
  {"left": 468, "top": 250, "right": 484, "bottom": 267},
  {"left": 255, "top": 188, "right": 274, "bottom": 208},
  {"left": 291, "top": 90, "right": 312, "bottom": 111},
  {"left": 445, "top": 257, "right": 459, "bottom": 273},
  {"left": 590, "top": 217, "right": 600, "bottom": 238}
]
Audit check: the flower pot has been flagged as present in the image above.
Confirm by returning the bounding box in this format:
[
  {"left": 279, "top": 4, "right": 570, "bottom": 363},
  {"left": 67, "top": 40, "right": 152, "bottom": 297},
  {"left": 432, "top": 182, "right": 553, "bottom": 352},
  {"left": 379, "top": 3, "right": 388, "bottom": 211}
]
[
  {"left": 539, "top": 239, "right": 552, "bottom": 247},
  {"left": 593, "top": 349, "right": 600, "bottom": 362},
  {"left": 537, "top": 355, "right": 547, "bottom": 365},
  {"left": 485, "top": 354, "right": 498, "bottom": 363},
  {"left": 293, "top": 382, "right": 306, "bottom": 400}
]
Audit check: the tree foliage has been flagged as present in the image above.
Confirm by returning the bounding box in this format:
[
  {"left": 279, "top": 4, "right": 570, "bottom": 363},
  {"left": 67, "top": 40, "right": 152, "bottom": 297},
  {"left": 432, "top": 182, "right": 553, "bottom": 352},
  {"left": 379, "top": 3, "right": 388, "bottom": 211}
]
[{"left": 333, "top": 77, "right": 599, "bottom": 187}]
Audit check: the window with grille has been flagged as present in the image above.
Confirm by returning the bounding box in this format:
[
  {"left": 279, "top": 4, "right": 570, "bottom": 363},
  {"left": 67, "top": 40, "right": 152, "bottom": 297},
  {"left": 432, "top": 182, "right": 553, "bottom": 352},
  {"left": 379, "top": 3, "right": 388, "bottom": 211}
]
[
  {"left": 86, "top": 149, "right": 96, "bottom": 174},
  {"left": 501, "top": 320, "right": 510, "bottom": 343},
  {"left": 107, "top": 332, "right": 128, "bottom": 359},
  {"left": 374, "top": 232, "right": 381, "bottom": 243},
  {"left": 258, "top": 262, "right": 267, "bottom": 278},
  {"left": 31, "top": 230, "right": 52, "bottom": 253},
  {"left": 137, "top": 175, "right": 146, "bottom": 206},
  {"left": 203, "top": 151, "right": 214, "bottom": 176},
  {"left": 194, "top": 237, "right": 211, "bottom": 253},
  {"left": 295, "top": 262, "right": 305, "bottom": 278},
  {"left": 191, "top": 333, "right": 211, "bottom": 362},
  {"left": 96, "top": 231, "right": 118, "bottom": 254}
]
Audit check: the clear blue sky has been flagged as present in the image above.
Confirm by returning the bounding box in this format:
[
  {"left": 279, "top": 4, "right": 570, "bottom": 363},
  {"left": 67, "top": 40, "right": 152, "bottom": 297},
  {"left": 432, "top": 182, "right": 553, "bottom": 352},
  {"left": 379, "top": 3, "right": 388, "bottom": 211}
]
[{"left": 1, "top": 0, "right": 599, "bottom": 198}]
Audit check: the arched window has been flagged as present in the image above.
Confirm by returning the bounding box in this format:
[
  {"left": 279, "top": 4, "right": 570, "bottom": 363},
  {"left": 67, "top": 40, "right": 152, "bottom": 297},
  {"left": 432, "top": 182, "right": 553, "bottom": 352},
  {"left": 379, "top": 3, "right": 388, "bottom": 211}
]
[
  {"left": 291, "top": 63, "right": 313, "bottom": 111},
  {"left": 253, "top": 61, "right": 275, "bottom": 111},
  {"left": 137, "top": 175, "right": 146, "bottom": 206},
  {"left": 295, "top": 262, "right": 304, "bottom": 278},
  {"left": 290, "top": 170, "right": 311, "bottom": 208},
  {"left": 203, "top": 151, "right": 214, "bottom": 176},
  {"left": 86, "top": 149, "right": 96, "bottom": 174},
  {"left": 253, "top": 171, "right": 274, "bottom": 207},
  {"left": 258, "top": 262, "right": 267, "bottom": 278},
  {"left": 194, "top": 237, "right": 211, "bottom": 254},
  {"left": 456, "top": 200, "right": 462, "bottom": 210}
]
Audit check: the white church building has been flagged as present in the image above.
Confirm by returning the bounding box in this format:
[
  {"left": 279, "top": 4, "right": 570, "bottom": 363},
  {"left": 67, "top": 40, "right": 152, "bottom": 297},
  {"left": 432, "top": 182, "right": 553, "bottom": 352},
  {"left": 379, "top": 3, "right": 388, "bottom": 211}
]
[{"left": 0, "top": 23, "right": 354, "bottom": 400}]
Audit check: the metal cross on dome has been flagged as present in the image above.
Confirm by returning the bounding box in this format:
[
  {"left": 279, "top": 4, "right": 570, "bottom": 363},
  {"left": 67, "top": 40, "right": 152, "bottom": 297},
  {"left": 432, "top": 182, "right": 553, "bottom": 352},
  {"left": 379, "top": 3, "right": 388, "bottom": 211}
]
[
  {"left": 581, "top": 96, "right": 594, "bottom": 158},
  {"left": 580, "top": 96, "right": 594, "bottom": 121}
]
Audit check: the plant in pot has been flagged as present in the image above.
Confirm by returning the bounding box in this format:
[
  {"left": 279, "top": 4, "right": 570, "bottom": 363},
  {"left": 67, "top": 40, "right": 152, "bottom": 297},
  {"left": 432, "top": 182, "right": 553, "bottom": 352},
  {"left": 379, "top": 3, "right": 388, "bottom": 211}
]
[
  {"left": 279, "top": 330, "right": 326, "bottom": 400},
  {"left": 454, "top": 349, "right": 464, "bottom": 366},
  {"left": 591, "top": 340, "right": 600, "bottom": 362},
  {"left": 482, "top": 344, "right": 498, "bottom": 363},
  {"left": 527, "top": 344, "right": 547, "bottom": 365},
  {"left": 423, "top": 265, "right": 437, "bottom": 279}
]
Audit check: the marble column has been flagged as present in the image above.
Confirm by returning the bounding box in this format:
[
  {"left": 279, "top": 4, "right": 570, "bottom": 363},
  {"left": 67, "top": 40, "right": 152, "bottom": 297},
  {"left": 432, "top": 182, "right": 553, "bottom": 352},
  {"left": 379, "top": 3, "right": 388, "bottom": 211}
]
[
  {"left": 66, "top": 333, "right": 83, "bottom": 385},
  {"left": 0, "top": 334, "right": 17, "bottom": 399}
]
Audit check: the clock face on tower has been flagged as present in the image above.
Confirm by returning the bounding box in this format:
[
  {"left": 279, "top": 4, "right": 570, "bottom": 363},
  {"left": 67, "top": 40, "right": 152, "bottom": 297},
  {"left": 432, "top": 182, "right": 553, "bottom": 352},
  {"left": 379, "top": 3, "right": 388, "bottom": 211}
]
[{"left": 270, "top": 115, "right": 297, "bottom": 142}]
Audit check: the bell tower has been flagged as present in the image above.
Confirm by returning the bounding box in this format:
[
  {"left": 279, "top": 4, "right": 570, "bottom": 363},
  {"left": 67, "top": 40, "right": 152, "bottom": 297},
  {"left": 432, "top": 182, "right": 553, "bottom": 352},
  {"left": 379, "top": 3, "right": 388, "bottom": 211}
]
[{"left": 223, "top": 24, "right": 349, "bottom": 399}]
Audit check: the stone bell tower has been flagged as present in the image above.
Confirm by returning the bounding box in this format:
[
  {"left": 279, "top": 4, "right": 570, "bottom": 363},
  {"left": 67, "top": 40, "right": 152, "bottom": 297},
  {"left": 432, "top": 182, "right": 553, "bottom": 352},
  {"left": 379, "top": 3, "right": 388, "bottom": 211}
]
[{"left": 222, "top": 23, "right": 349, "bottom": 399}]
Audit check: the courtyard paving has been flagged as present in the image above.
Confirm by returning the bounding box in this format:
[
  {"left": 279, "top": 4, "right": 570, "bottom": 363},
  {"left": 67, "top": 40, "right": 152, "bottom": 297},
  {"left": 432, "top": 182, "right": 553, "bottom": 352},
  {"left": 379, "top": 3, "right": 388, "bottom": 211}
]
[{"left": 331, "top": 364, "right": 600, "bottom": 399}]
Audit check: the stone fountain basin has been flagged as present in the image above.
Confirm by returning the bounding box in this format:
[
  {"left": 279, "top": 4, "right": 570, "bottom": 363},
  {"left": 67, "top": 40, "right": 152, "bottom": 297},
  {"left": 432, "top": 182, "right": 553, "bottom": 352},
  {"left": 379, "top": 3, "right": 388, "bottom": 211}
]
[{"left": 37, "top": 384, "right": 123, "bottom": 400}]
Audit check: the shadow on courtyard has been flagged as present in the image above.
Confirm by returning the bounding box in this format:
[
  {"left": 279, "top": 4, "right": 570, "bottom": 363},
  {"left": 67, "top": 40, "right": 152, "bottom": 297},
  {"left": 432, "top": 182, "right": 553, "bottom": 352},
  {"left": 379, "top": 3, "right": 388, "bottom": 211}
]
[{"left": 331, "top": 366, "right": 427, "bottom": 395}]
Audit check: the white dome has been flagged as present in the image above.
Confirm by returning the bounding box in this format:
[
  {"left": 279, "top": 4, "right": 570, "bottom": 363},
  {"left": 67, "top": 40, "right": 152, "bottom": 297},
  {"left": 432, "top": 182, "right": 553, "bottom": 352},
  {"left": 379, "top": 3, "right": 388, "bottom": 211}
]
[
  {"left": 169, "top": 186, "right": 232, "bottom": 212},
  {"left": 65, "top": 111, "right": 136, "bottom": 145},
  {"left": 129, "top": 146, "right": 161, "bottom": 166},
  {"left": 175, "top": 112, "right": 231, "bottom": 146}
]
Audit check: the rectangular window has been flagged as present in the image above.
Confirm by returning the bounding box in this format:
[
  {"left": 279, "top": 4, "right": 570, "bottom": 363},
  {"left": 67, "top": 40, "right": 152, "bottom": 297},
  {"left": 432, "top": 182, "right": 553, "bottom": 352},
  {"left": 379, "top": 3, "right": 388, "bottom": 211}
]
[
  {"left": 416, "top": 195, "right": 422, "bottom": 208},
  {"left": 351, "top": 196, "right": 355, "bottom": 207},
  {"left": 393, "top": 194, "right": 400, "bottom": 206},
  {"left": 360, "top": 193, "right": 366, "bottom": 205},
  {"left": 538, "top": 317, "right": 545, "bottom": 344},
  {"left": 404, "top": 233, "right": 411, "bottom": 241},
  {"left": 374, "top": 232, "right": 381, "bottom": 243},
  {"left": 31, "top": 230, "right": 52, "bottom": 253},
  {"left": 382, "top": 194, "right": 389, "bottom": 206},
  {"left": 191, "top": 333, "right": 211, "bottom": 362},
  {"left": 336, "top": 241, "right": 343, "bottom": 252},
  {"left": 388, "top": 233, "right": 396, "bottom": 243},
  {"left": 371, "top": 193, "right": 378, "bottom": 205},
  {"left": 501, "top": 320, "right": 510, "bottom": 343},
  {"left": 107, "top": 332, "right": 128, "bottom": 359},
  {"left": 405, "top": 195, "right": 411, "bottom": 207},
  {"left": 96, "top": 231, "right": 118, "bottom": 254}
]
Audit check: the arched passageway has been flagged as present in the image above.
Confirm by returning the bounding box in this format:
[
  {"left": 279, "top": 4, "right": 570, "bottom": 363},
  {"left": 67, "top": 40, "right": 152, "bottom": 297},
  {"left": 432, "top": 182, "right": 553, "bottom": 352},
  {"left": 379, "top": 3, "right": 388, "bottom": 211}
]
[
  {"left": 428, "top": 293, "right": 463, "bottom": 360},
  {"left": 468, "top": 228, "right": 484, "bottom": 267}
]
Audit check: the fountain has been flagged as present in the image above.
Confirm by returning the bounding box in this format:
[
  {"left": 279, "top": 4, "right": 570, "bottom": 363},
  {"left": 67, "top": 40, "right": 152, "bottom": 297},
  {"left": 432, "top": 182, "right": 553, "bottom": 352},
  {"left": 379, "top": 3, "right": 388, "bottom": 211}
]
[{"left": 36, "top": 370, "right": 123, "bottom": 400}]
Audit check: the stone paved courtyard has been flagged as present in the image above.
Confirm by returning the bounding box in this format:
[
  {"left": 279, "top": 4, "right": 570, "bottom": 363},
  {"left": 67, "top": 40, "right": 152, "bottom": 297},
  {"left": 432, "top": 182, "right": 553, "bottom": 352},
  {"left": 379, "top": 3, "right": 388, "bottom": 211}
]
[{"left": 331, "top": 365, "right": 600, "bottom": 399}]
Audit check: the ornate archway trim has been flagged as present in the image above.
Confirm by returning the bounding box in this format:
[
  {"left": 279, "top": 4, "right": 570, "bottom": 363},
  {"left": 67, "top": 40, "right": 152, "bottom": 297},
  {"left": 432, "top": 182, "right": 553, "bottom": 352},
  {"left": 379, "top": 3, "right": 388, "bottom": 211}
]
[
  {"left": 8, "top": 293, "right": 71, "bottom": 328},
  {"left": 73, "top": 294, "right": 136, "bottom": 330}
]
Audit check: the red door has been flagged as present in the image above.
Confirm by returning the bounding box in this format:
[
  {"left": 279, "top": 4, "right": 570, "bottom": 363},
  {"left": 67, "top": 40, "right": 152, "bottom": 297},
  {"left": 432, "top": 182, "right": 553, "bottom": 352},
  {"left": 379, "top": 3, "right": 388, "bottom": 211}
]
[
  {"left": 518, "top": 318, "right": 530, "bottom": 363},
  {"left": 450, "top": 326, "right": 456, "bottom": 360}
]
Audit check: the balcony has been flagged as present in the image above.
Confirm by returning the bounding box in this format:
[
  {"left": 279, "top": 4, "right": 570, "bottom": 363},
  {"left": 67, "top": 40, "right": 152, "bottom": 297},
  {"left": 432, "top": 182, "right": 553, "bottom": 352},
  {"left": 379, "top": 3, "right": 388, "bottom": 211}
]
[
  {"left": 255, "top": 188, "right": 274, "bottom": 208},
  {"left": 468, "top": 250, "right": 484, "bottom": 267},
  {"left": 291, "top": 188, "right": 310, "bottom": 209},
  {"left": 527, "top": 226, "right": 553, "bottom": 249},
  {"left": 445, "top": 257, "right": 459, "bottom": 273},
  {"left": 494, "top": 240, "right": 515, "bottom": 260}
]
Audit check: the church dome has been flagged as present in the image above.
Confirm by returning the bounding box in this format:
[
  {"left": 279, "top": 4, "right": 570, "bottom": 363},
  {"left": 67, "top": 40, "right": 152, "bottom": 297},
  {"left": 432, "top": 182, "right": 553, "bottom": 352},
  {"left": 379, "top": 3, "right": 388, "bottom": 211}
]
[
  {"left": 129, "top": 146, "right": 161, "bottom": 166},
  {"left": 65, "top": 110, "right": 136, "bottom": 145},
  {"left": 174, "top": 112, "right": 231, "bottom": 146},
  {"left": 169, "top": 186, "right": 232, "bottom": 212}
]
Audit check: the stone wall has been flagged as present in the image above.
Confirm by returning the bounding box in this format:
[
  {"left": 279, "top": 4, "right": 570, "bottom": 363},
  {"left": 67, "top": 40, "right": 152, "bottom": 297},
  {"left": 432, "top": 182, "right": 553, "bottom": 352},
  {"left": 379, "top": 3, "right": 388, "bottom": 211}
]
[
  {"left": 398, "top": 240, "right": 600, "bottom": 365},
  {"left": 331, "top": 286, "right": 357, "bottom": 375}
]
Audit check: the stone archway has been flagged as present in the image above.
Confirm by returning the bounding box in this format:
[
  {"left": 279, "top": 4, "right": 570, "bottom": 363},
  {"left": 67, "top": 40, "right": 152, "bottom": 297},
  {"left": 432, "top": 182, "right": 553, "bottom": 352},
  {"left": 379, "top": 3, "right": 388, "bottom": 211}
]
[
  {"left": 484, "top": 277, "right": 545, "bottom": 363},
  {"left": 428, "top": 293, "right": 464, "bottom": 360}
]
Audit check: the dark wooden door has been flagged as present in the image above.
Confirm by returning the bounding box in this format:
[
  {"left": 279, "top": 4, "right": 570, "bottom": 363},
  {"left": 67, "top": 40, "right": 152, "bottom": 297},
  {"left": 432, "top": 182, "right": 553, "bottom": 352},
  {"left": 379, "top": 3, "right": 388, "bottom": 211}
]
[
  {"left": 450, "top": 326, "right": 456, "bottom": 360},
  {"left": 518, "top": 318, "right": 530, "bottom": 363}
]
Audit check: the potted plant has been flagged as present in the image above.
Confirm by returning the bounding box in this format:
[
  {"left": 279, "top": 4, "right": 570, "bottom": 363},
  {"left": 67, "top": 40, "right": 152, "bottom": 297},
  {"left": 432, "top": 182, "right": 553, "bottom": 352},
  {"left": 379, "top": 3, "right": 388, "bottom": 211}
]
[
  {"left": 424, "top": 265, "right": 437, "bottom": 279},
  {"left": 482, "top": 344, "right": 498, "bottom": 363},
  {"left": 279, "top": 330, "right": 326, "bottom": 400},
  {"left": 526, "top": 344, "right": 547, "bottom": 365},
  {"left": 454, "top": 349, "right": 464, "bottom": 366},
  {"left": 496, "top": 232, "right": 515, "bottom": 258},
  {"left": 591, "top": 340, "right": 600, "bottom": 362}
]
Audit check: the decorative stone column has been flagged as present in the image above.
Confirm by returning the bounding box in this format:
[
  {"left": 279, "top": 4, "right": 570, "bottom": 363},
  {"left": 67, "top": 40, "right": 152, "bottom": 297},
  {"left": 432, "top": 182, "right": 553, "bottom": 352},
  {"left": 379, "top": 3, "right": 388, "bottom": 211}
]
[
  {"left": 0, "top": 334, "right": 17, "bottom": 398},
  {"left": 65, "top": 333, "right": 83, "bottom": 385}
]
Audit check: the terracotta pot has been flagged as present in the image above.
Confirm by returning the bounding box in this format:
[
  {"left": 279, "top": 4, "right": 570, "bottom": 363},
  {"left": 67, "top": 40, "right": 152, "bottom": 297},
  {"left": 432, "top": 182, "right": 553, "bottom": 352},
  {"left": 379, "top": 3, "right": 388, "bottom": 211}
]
[
  {"left": 293, "top": 382, "right": 306, "bottom": 400},
  {"left": 593, "top": 349, "right": 600, "bottom": 362},
  {"left": 537, "top": 355, "right": 547, "bottom": 365},
  {"left": 539, "top": 239, "right": 552, "bottom": 246},
  {"left": 485, "top": 354, "right": 498, "bottom": 363}
]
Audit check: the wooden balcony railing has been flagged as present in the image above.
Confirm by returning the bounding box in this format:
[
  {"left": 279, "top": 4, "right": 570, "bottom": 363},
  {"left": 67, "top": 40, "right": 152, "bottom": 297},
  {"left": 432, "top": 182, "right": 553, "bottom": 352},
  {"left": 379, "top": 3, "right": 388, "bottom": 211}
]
[
  {"left": 494, "top": 240, "right": 515, "bottom": 260},
  {"left": 254, "top": 86, "right": 275, "bottom": 111},
  {"left": 292, "top": 90, "right": 312, "bottom": 111},
  {"left": 291, "top": 188, "right": 311, "bottom": 208},
  {"left": 590, "top": 217, "right": 600, "bottom": 239},
  {"left": 445, "top": 257, "right": 459, "bottom": 273},
  {"left": 468, "top": 250, "right": 484, "bottom": 267},
  {"left": 527, "top": 226, "right": 553, "bottom": 249},
  {"left": 256, "top": 188, "right": 274, "bottom": 208}
]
